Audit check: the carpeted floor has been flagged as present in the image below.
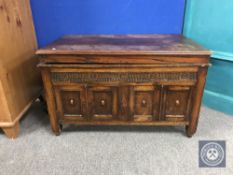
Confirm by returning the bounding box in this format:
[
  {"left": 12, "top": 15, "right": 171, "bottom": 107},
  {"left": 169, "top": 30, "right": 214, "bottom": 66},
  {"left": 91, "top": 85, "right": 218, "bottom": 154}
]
[{"left": 0, "top": 102, "right": 232, "bottom": 175}]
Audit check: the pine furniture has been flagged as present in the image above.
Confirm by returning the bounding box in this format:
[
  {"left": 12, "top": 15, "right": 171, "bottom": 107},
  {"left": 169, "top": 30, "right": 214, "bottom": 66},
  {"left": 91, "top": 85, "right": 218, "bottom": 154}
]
[{"left": 0, "top": 0, "right": 41, "bottom": 139}]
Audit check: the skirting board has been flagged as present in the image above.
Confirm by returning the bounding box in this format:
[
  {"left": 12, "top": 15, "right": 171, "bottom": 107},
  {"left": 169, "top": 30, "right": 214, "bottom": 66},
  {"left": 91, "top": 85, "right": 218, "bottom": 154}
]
[{"left": 203, "top": 90, "right": 233, "bottom": 116}]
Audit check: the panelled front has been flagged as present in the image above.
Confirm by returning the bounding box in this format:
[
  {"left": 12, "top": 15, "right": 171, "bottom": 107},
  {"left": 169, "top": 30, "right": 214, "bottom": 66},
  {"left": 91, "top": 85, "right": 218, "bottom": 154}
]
[{"left": 51, "top": 66, "right": 196, "bottom": 124}]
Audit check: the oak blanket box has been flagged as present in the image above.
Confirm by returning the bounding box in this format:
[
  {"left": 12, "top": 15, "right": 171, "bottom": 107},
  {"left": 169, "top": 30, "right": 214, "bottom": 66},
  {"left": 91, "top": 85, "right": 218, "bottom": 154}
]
[{"left": 37, "top": 35, "right": 211, "bottom": 137}]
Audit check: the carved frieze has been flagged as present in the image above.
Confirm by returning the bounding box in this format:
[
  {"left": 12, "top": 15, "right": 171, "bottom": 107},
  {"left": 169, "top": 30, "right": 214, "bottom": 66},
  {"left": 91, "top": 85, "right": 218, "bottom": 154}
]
[{"left": 51, "top": 72, "right": 197, "bottom": 83}]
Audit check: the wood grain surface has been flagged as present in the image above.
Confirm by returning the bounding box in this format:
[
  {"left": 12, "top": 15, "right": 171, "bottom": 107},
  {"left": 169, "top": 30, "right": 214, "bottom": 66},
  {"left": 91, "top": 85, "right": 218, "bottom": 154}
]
[
  {"left": 0, "top": 0, "right": 41, "bottom": 138},
  {"left": 37, "top": 35, "right": 211, "bottom": 56}
]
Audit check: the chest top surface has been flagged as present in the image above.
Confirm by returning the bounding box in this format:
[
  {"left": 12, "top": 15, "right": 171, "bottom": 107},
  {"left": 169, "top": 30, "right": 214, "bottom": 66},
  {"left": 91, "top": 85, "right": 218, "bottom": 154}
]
[{"left": 37, "top": 35, "right": 210, "bottom": 56}]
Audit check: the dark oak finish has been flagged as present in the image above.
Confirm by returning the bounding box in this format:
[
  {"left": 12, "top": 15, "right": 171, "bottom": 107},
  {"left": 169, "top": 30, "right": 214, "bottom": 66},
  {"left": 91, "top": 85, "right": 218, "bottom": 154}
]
[
  {"left": 37, "top": 35, "right": 211, "bottom": 137},
  {"left": 37, "top": 35, "right": 210, "bottom": 56}
]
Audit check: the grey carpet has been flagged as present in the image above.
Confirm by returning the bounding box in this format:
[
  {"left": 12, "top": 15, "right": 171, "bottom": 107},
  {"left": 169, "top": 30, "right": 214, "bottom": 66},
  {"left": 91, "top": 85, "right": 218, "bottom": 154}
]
[{"left": 0, "top": 102, "right": 232, "bottom": 175}]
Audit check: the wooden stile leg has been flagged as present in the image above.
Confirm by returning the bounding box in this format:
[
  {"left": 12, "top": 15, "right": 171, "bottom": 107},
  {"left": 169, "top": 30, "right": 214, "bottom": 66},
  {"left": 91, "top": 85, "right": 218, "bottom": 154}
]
[
  {"left": 186, "top": 67, "right": 208, "bottom": 137},
  {"left": 2, "top": 122, "right": 20, "bottom": 139},
  {"left": 41, "top": 68, "right": 61, "bottom": 136},
  {"left": 185, "top": 125, "right": 193, "bottom": 137}
]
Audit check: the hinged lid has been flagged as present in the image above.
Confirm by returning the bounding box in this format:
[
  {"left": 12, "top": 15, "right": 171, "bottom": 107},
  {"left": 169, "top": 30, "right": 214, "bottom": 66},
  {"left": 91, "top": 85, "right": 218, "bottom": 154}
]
[{"left": 36, "top": 34, "right": 211, "bottom": 64}]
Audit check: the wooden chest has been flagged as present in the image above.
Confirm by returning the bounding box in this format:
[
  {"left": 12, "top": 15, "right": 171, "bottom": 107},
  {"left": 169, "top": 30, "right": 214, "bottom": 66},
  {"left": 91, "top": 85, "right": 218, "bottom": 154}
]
[{"left": 37, "top": 35, "right": 211, "bottom": 137}]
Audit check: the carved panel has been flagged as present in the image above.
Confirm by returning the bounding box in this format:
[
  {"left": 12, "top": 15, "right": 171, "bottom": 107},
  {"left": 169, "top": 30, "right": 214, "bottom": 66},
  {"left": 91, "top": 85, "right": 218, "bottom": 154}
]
[
  {"left": 51, "top": 72, "right": 197, "bottom": 83},
  {"left": 54, "top": 86, "right": 87, "bottom": 122},
  {"left": 135, "top": 91, "right": 153, "bottom": 116},
  {"left": 61, "top": 91, "right": 82, "bottom": 115},
  {"left": 88, "top": 86, "right": 117, "bottom": 121},
  {"left": 163, "top": 86, "right": 192, "bottom": 121},
  {"left": 131, "top": 86, "right": 160, "bottom": 122}
]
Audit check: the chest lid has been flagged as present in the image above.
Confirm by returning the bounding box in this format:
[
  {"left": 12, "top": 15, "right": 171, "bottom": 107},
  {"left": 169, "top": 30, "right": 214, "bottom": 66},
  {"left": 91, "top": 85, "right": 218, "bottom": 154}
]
[{"left": 36, "top": 34, "right": 211, "bottom": 64}]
